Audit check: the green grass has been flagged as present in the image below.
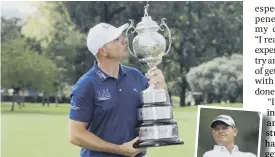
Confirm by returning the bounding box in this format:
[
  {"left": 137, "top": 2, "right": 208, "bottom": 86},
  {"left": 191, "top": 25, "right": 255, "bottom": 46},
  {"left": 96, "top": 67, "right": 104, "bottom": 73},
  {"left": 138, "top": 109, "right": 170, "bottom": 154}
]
[{"left": 1, "top": 102, "right": 242, "bottom": 157}]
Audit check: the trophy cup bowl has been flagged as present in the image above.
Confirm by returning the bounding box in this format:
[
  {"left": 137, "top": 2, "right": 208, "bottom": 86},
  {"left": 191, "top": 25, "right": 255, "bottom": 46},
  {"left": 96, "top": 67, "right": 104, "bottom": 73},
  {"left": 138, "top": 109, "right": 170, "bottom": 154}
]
[{"left": 126, "top": 3, "right": 184, "bottom": 148}]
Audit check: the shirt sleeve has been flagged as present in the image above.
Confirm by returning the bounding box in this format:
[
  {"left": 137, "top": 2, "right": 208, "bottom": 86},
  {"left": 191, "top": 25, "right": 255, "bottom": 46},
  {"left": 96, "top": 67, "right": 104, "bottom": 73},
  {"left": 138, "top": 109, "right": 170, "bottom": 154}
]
[
  {"left": 131, "top": 68, "right": 149, "bottom": 89},
  {"left": 247, "top": 153, "right": 257, "bottom": 157},
  {"left": 69, "top": 81, "right": 95, "bottom": 123},
  {"left": 202, "top": 152, "right": 210, "bottom": 157},
  {"left": 140, "top": 72, "right": 149, "bottom": 89}
]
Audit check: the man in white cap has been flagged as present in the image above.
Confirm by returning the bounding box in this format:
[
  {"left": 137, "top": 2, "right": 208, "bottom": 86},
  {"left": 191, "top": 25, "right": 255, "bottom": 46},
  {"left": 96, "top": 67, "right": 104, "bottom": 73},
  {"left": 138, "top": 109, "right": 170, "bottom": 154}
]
[
  {"left": 68, "top": 22, "right": 167, "bottom": 157},
  {"left": 202, "top": 115, "right": 257, "bottom": 157}
]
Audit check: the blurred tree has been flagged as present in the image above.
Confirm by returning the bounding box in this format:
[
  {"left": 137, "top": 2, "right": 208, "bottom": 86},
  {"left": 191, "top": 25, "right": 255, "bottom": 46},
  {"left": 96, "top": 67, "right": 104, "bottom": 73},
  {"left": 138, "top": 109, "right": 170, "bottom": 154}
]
[
  {"left": 186, "top": 54, "right": 243, "bottom": 103},
  {"left": 22, "top": 2, "right": 87, "bottom": 100},
  {"left": 1, "top": 17, "right": 59, "bottom": 111},
  {"left": 153, "top": 2, "right": 243, "bottom": 106}
]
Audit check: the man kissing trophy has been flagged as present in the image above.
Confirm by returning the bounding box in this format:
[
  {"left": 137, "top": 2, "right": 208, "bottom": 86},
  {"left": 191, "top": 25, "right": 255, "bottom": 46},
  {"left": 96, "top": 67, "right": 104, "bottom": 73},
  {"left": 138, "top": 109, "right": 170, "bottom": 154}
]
[{"left": 126, "top": 2, "right": 184, "bottom": 148}]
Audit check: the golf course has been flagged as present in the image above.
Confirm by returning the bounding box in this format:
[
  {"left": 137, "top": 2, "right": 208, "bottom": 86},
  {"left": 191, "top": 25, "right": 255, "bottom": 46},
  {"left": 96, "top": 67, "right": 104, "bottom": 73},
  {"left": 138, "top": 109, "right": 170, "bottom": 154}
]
[
  {"left": 1, "top": 102, "right": 242, "bottom": 157},
  {"left": 1, "top": 1, "right": 244, "bottom": 157}
]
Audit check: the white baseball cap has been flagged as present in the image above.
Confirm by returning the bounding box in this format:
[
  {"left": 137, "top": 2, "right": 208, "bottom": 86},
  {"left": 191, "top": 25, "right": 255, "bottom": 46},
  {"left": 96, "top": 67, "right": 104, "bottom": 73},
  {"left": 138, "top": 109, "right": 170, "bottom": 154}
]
[
  {"left": 210, "top": 115, "right": 236, "bottom": 128},
  {"left": 87, "top": 23, "right": 129, "bottom": 56}
]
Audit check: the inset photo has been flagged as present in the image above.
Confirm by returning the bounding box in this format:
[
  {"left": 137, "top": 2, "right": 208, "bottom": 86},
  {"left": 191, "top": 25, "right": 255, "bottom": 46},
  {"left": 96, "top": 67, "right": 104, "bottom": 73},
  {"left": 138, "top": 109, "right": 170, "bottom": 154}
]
[{"left": 195, "top": 106, "right": 262, "bottom": 157}]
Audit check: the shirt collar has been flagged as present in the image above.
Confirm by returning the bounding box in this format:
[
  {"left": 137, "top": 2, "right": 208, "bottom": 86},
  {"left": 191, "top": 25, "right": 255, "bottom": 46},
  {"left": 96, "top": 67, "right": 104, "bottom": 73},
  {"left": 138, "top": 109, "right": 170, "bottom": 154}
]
[
  {"left": 213, "top": 145, "right": 239, "bottom": 153},
  {"left": 91, "top": 61, "right": 127, "bottom": 81}
]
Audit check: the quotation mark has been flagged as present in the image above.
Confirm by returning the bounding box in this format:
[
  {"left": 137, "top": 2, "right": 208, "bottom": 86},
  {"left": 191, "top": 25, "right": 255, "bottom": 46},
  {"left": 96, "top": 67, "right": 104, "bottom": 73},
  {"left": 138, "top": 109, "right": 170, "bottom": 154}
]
[{"left": 268, "top": 98, "right": 274, "bottom": 105}]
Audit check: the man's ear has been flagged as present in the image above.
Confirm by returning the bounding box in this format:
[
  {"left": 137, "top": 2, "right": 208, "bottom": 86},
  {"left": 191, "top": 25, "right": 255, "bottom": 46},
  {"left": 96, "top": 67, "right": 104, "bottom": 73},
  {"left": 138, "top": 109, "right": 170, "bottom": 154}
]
[
  {"left": 233, "top": 127, "right": 238, "bottom": 137},
  {"left": 98, "top": 48, "right": 107, "bottom": 57},
  {"left": 212, "top": 129, "right": 215, "bottom": 138}
]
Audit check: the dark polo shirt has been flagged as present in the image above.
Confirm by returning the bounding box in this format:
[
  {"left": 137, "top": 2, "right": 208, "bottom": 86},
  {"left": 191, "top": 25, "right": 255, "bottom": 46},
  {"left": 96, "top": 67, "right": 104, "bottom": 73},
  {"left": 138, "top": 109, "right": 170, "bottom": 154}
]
[{"left": 69, "top": 62, "right": 149, "bottom": 157}]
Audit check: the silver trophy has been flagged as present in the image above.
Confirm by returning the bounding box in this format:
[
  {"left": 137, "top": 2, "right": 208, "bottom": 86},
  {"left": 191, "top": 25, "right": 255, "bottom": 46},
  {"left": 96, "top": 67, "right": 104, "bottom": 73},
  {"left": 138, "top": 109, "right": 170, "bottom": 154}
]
[{"left": 126, "top": 3, "right": 184, "bottom": 148}]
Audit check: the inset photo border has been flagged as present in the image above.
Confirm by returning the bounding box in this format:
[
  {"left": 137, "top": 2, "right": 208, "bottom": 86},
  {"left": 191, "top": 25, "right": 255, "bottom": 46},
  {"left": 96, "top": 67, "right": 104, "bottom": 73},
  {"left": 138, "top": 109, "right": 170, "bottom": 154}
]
[{"left": 195, "top": 106, "right": 263, "bottom": 157}]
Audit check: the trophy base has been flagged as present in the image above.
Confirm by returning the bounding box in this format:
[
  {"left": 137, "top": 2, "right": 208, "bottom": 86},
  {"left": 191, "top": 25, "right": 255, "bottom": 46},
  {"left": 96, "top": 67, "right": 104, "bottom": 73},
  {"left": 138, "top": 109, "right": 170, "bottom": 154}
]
[{"left": 133, "top": 137, "right": 184, "bottom": 148}]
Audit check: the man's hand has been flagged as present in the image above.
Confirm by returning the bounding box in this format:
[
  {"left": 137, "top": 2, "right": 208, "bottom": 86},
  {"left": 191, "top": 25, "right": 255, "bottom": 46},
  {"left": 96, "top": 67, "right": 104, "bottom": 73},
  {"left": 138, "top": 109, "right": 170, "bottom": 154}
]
[
  {"left": 118, "top": 137, "right": 146, "bottom": 157},
  {"left": 145, "top": 66, "right": 167, "bottom": 89}
]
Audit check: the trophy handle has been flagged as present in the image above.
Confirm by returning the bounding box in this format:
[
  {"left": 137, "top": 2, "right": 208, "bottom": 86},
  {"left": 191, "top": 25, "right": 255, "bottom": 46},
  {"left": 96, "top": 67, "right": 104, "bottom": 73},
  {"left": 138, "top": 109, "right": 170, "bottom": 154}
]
[
  {"left": 159, "top": 18, "right": 172, "bottom": 56},
  {"left": 126, "top": 19, "right": 137, "bottom": 57}
]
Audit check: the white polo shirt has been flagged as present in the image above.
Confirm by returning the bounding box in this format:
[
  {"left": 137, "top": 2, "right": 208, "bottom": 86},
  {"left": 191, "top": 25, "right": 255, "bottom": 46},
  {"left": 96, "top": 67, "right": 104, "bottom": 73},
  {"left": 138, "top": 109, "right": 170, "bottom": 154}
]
[{"left": 202, "top": 145, "right": 257, "bottom": 157}]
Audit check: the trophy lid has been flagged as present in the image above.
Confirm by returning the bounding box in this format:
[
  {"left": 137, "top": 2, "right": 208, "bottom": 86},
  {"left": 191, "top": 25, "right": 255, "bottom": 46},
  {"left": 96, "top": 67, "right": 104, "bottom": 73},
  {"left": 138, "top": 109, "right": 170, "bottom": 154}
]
[
  {"left": 135, "top": 3, "right": 160, "bottom": 33},
  {"left": 136, "top": 16, "right": 159, "bottom": 32}
]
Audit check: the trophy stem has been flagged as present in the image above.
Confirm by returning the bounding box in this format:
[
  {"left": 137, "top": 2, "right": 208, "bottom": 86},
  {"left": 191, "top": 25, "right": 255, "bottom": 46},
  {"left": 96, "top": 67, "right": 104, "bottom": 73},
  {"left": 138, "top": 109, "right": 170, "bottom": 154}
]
[
  {"left": 147, "top": 83, "right": 156, "bottom": 90},
  {"left": 139, "top": 57, "right": 162, "bottom": 68}
]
